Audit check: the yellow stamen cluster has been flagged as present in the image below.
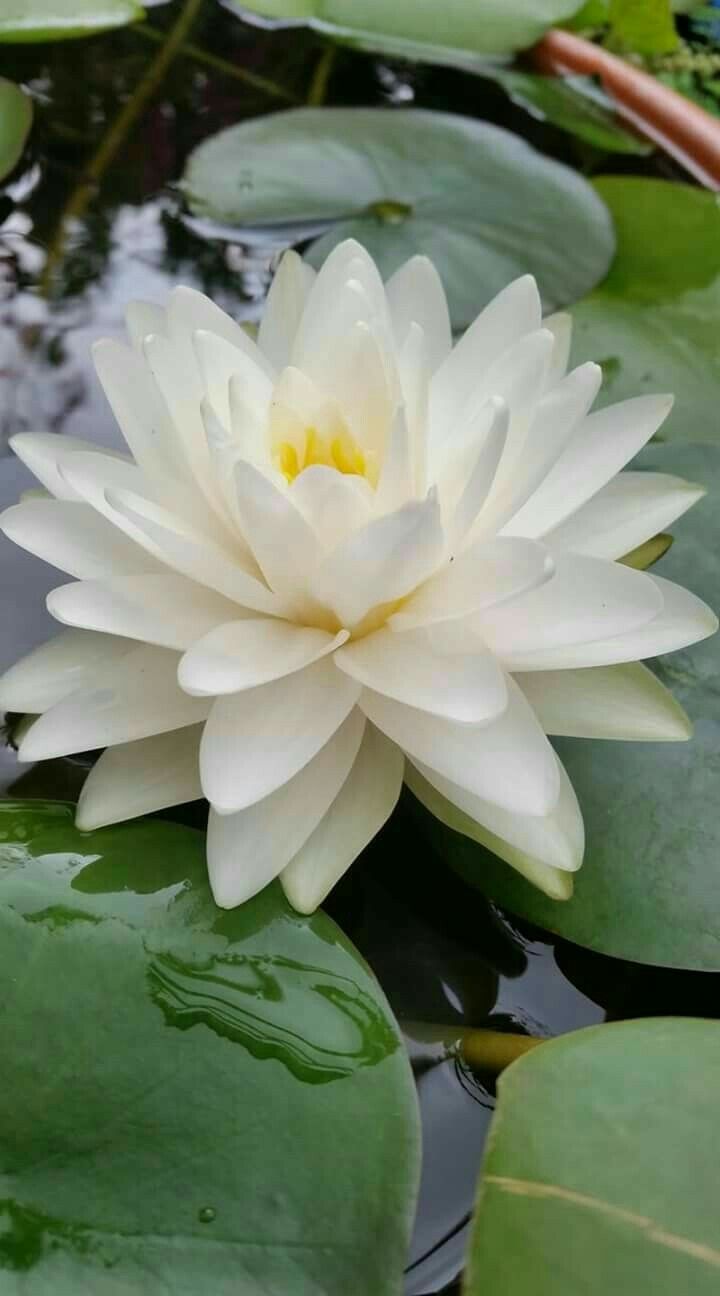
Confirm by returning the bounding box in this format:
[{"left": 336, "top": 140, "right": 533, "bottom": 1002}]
[{"left": 276, "top": 426, "right": 378, "bottom": 486}]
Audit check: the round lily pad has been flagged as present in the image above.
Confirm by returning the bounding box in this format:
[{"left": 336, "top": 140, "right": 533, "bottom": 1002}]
[
  {"left": 182, "top": 108, "right": 616, "bottom": 327},
  {"left": 0, "top": 78, "right": 32, "bottom": 180}
]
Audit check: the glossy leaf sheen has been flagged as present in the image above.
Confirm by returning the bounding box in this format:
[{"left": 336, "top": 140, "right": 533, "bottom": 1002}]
[
  {"left": 0, "top": 0, "right": 143, "bottom": 42},
  {"left": 571, "top": 178, "right": 720, "bottom": 444},
  {"left": 229, "top": 0, "right": 588, "bottom": 57},
  {"left": 0, "top": 79, "right": 33, "bottom": 179},
  {"left": 464, "top": 1020, "right": 720, "bottom": 1295},
  {"left": 427, "top": 443, "right": 720, "bottom": 971},
  {"left": 183, "top": 108, "right": 615, "bottom": 327},
  {"left": 0, "top": 800, "right": 420, "bottom": 1292}
]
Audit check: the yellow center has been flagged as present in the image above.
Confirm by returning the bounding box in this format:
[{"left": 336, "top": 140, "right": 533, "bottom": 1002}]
[{"left": 275, "top": 426, "right": 378, "bottom": 487}]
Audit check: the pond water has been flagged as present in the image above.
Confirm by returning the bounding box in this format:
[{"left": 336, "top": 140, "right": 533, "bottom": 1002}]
[{"left": 1, "top": 6, "right": 718, "bottom": 1293}]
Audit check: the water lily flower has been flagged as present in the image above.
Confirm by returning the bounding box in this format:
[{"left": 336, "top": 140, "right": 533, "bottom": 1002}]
[{"left": 1, "top": 241, "right": 716, "bottom": 911}]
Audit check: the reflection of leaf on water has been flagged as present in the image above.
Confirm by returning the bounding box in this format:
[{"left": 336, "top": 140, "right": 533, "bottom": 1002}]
[{"left": 148, "top": 950, "right": 399, "bottom": 1084}]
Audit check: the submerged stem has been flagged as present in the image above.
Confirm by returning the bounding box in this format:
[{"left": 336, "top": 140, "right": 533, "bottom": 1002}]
[
  {"left": 306, "top": 44, "right": 337, "bottom": 106},
  {"left": 404, "top": 1022, "right": 544, "bottom": 1075},
  {"left": 41, "top": 0, "right": 206, "bottom": 298},
  {"left": 136, "top": 23, "right": 298, "bottom": 102}
]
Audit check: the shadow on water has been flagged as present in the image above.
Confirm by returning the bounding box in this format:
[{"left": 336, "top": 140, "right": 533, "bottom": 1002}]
[{"left": 0, "top": 7, "right": 714, "bottom": 1293}]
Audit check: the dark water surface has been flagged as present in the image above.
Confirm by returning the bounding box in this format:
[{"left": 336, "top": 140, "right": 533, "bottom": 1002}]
[{"left": 1, "top": 7, "right": 717, "bottom": 1292}]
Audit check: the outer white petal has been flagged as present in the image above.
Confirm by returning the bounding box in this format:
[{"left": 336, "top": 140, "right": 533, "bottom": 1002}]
[
  {"left": 142, "top": 332, "right": 220, "bottom": 515},
  {"left": 385, "top": 255, "right": 452, "bottom": 373},
  {"left": 93, "top": 338, "right": 180, "bottom": 489},
  {"left": 479, "top": 553, "right": 665, "bottom": 669},
  {"left": 443, "top": 398, "right": 509, "bottom": 551},
  {"left": 390, "top": 537, "right": 554, "bottom": 631},
  {"left": 0, "top": 499, "right": 159, "bottom": 579},
  {"left": 234, "top": 459, "right": 321, "bottom": 607},
  {"left": 47, "top": 574, "right": 241, "bottom": 650},
  {"left": 509, "top": 393, "right": 674, "bottom": 538},
  {"left": 281, "top": 723, "right": 403, "bottom": 914},
  {"left": 516, "top": 662, "right": 691, "bottom": 741},
  {"left": 258, "top": 249, "right": 316, "bottom": 371},
  {"left": 194, "top": 328, "right": 273, "bottom": 429},
  {"left": 199, "top": 655, "right": 360, "bottom": 815},
  {"left": 480, "top": 361, "right": 602, "bottom": 539},
  {"left": 406, "top": 756, "right": 582, "bottom": 896},
  {"left": 179, "top": 619, "right": 347, "bottom": 696},
  {"left": 125, "top": 300, "right": 167, "bottom": 351},
  {"left": 9, "top": 432, "right": 128, "bottom": 502},
  {"left": 374, "top": 407, "right": 415, "bottom": 517},
  {"left": 104, "top": 486, "right": 286, "bottom": 616},
  {"left": 310, "top": 489, "right": 444, "bottom": 629},
  {"left": 76, "top": 725, "right": 204, "bottom": 830},
  {"left": 18, "top": 644, "right": 211, "bottom": 761},
  {"left": 360, "top": 675, "right": 560, "bottom": 817},
  {"left": 289, "top": 465, "right": 374, "bottom": 553},
  {"left": 167, "top": 285, "right": 275, "bottom": 377},
  {"left": 543, "top": 311, "right": 572, "bottom": 387},
  {"left": 335, "top": 627, "right": 507, "bottom": 723},
  {"left": 207, "top": 708, "right": 366, "bottom": 908},
  {"left": 397, "top": 322, "right": 429, "bottom": 494},
  {"left": 0, "top": 630, "right": 131, "bottom": 714},
  {"left": 517, "top": 573, "right": 717, "bottom": 669},
  {"left": 429, "top": 275, "right": 542, "bottom": 436},
  {"left": 545, "top": 471, "right": 705, "bottom": 560},
  {"left": 292, "top": 241, "right": 389, "bottom": 369}
]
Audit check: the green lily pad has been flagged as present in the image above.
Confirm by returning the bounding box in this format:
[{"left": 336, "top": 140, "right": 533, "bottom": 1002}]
[
  {"left": 0, "top": 79, "right": 33, "bottom": 181},
  {"left": 229, "top": 0, "right": 589, "bottom": 57},
  {"left": 0, "top": 0, "right": 143, "bottom": 42},
  {"left": 464, "top": 1019, "right": 720, "bottom": 1295},
  {"left": 571, "top": 178, "right": 720, "bottom": 444},
  {"left": 0, "top": 800, "right": 420, "bottom": 1292},
  {"left": 182, "top": 108, "right": 615, "bottom": 327},
  {"left": 484, "top": 71, "right": 653, "bottom": 154},
  {"left": 420, "top": 441, "right": 720, "bottom": 971}
]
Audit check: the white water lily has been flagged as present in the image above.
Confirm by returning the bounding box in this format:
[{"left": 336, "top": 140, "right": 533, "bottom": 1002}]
[{"left": 1, "top": 241, "right": 716, "bottom": 911}]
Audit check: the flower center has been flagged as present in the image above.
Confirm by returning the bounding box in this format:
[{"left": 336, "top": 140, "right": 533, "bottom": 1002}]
[{"left": 275, "top": 425, "right": 378, "bottom": 487}]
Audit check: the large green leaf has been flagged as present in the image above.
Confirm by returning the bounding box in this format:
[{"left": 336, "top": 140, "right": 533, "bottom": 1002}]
[
  {"left": 0, "top": 0, "right": 143, "bottom": 42},
  {"left": 464, "top": 1019, "right": 720, "bottom": 1295},
  {"left": 182, "top": 108, "right": 615, "bottom": 327},
  {"left": 0, "top": 800, "right": 419, "bottom": 1292},
  {"left": 230, "top": 0, "right": 588, "bottom": 57},
  {"left": 571, "top": 178, "right": 720, "bottom": 444},
  {"left": 0, "top": 79, "right": 33, "bottom": 181},
  {"left": 484, "top": 71, "right": 653, "bottom": 154},
  {"left": 417, "top": 441, "right": 720, "bottom": 972}
]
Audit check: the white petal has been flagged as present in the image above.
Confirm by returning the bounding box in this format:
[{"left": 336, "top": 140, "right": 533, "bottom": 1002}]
[
  {"left": 385, "top": 255, "right": 452, "bottom": 373},
  {"left": 516, "top": 662, "right": 691, "bottom": 741},
  {"left": 0, "top": 498, "right": 158, "bottom": 579},
  {"left": 125, "top": 300, "right": 167, "bottom": 351},
  {"left": 390, "top": 537, "right": 554, "bottom": 631},
  {"left": 18, "top": 644, "right": 211, "bottom": 761},
  {"left": 9, "top": 431, "right": 128, "bottom": 502},
  {"left": 443, "top": 397, "right": 509, "bottom": 551},
  {"left": 479, "top": 553, "right": 665, "bottom": 670},
  {"left": 76, "top": 725, "right": 204, "bottom": 830},
  {"left": 200, "top": 655, "right": 360, "bottom": 814},
  {"left": 194, "top": 328, "right": 273, "bottom": 429},
  {"left": 398, "top": 322, "right": 430, "bottom": 494},
  {"left": 258, "top": 249, "right": 316, "bottom": 371},
  {"left": 207, "top": 708, "right": 366, "bottom": 908},
  {"left": 105, "top": 486, "right": 285, "bottom": 616},
  {"left": 545, "top": 471, "right": 705, "bottom": 560},
  {"left": 406, "top": 754, "right": 582, "bottom": 891},
  {"left": 92, "top": 338, "right": 180, "bottom": 488},
  {"left": 0, "top": 630, "right": 131, "bottom": 713},
  {"left": 47, "top": 574, "right": 241, "bottom": 650},
  {"left": 168, "top": 285, "right": 275, "bottom": 378},
  {"left": 430, "top": 275, "right": 541, "bottom": 436},
  {"left": 289, "top": 465, "right": 374, "bottom": 553},
  {"left": 519, "top": 573, "right": 717, "bottom": 669},
  {"left": 179, "top": 619, "right": 347, "bottom": 696},
  {"left": 509, "top": 393, "right": 674, "bottom": 538},
  {"left": 335, "top": 627, "right": 507, "bottom": 723},
  {"left": 483, "top": 361, "right": 602, "bottom": 539},
  {"left": 281, "top": 723, "right": 403, "bottom": 913},
  {"left": 543, "top": 311, "right": 572, "bottom": 387},
  {"left": 234, "top": 459, "right": 321, "bottom": 607},
  {"left": 322, "top": 320, "right": 394, "bottom": 460},
  {"left": 142, "top": 333, "right": 218, "bottom": 508},
  {"left": 360, "top": 675, "right": 560, "bottom": 817},
  {"left": 292, "top": 240, "right": 389, "bottom": 370},
  {"left": 310, "top": 489, "right": 444, "bottom": 629},
  {"left": 374, "top": 407, "right": 415, "bottom": 517}
]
